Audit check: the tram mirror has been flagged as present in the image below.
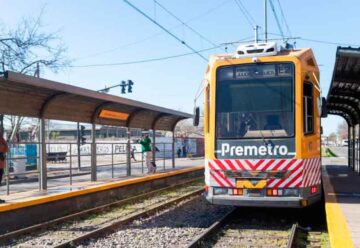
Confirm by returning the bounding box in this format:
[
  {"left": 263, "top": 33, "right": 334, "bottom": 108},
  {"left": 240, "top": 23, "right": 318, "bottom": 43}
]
[
  {"left": 321, "top": 97, "right": 328, "bottom": 118},
  {"left": 321, "top": 126, "right": 323, "bottom": 135},
  {"left": 193, "top": 107, "right": 200, "bottom": 126}
]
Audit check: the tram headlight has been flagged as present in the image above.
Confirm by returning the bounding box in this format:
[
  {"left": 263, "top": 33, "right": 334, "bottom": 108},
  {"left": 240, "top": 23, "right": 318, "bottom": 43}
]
[
  {"left": 283, "top": 189, "right": 299, "bottom": 197},
  {"left": 213, "top": 187, "right": 228, "bottom": 195}
]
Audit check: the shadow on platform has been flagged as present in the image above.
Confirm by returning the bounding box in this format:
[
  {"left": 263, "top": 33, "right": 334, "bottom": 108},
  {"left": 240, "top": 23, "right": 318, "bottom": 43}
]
[{"left": 323, "top": 164, "right": 360, "bottom": 204}]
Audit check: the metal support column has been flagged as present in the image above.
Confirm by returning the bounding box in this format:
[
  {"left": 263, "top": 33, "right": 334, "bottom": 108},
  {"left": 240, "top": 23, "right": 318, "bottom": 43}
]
[
  {"left": 91, "top": 123, "right": 97, "bottom": 181},
  {"left": 357, "top": 124, "right": 360, "bottom": 175},
  {"left": 358, "top": 125, "right": 360, "bottom": 175},
  {"left": 352, "top": 126, "right": 356, "bottom": 171},
  {"left": 172, "top": 131, "right": 175, "bottom": 168},
  {"left": 357, "top": 125, "right": 360, "bottom": 174},
  {"left": 126, "top": 128, "right": 131, "bottom": 176},
  {"left": 77, "top": 122, "right": 81, "bottom": 170},
  {"left": 39, "top": 118, "right": 47, "bottom": 190},
  {"left": 152, "top": 129, "right": 156, "bottom": 163},
  {"left": 348, "top": 126, "right": 351, "bottom": 169}
]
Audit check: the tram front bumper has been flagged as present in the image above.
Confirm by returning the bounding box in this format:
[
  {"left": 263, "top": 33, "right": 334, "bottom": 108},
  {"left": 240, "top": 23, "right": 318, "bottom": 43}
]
[{"left": 206, "top": 194, "right": 321, "bottom": 208}]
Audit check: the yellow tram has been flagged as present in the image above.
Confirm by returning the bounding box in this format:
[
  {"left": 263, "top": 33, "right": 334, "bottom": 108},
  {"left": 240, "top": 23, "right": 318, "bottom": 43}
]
[{"left": 200, "top": 42, "right": 324, "bottom": 207}]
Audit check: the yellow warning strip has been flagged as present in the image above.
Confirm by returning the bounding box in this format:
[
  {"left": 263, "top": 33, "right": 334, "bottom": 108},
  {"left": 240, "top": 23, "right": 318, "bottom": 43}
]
[
  {"left": 325, "top": 202, "right": 354, "bottom": 248},
  {"left": 0, "top": 165, "right": 204, "bottom": 213},
  {"left": 322, "top": 167, "right": 355, "bottom": 248}
]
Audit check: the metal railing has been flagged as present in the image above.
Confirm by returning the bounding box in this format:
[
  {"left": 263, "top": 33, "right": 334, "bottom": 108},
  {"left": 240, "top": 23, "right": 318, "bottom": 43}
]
[
  {"left": 3, "top": 141, "right": 184, "bottom": 195},
  {"left": 4, "top": 142, "right": 41, "bottom": 195}
]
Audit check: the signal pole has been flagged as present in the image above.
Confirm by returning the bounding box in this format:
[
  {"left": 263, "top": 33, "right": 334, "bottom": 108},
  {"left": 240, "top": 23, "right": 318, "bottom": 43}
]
[{"left": 98, "top": 80, "right": 134, "bottom": 94}]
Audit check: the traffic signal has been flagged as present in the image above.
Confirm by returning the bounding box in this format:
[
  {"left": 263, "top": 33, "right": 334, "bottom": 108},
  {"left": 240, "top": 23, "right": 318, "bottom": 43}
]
[
  {"left": 80, "top": 125, "right": 86, "bottom": 145},
  {"left": 127, "top": 80, "right": 134, "bottom": 93},
  {"left": 120, "top": 81, "right": 127, "bottom": 94}
]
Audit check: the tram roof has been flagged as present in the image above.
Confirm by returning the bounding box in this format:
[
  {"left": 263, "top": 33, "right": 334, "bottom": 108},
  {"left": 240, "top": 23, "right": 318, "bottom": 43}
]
[
  {"left": 327, "top": 47, "right": 360, "bottom": 126},
  {"left": 209, "top": 48, "right": 314, "bottom": 62},
  {"left": 0, "top": 71, "right": 192, "bottom": 131}
]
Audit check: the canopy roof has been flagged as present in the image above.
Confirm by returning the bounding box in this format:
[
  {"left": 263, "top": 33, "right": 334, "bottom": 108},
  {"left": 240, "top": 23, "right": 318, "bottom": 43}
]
[
  {"left": 327, "top": 47, "right": 360, "bottom": 126},
  {"left": 0, "top": 71, "right": 192, "bottom": 131}
]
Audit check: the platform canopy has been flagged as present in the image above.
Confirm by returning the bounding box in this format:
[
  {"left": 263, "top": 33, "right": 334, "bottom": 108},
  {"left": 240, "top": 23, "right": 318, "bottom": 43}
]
[
  {"left": 327, "top": 47, "right": 360, "bottom": 126},
  {"left": 0, "top": 71, "right": 192, "bottom": 131}
]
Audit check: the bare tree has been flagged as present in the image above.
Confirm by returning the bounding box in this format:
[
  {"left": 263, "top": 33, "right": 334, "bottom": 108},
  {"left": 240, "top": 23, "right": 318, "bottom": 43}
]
[
  {"left": 328, "top": 132, "right": 337, "bottom": 143},
  {"left": 175, "top": 118, "right": 204, "bottom": 137},
  {"left": 0, "top": 11, "right": 69, "bottom": 142},
  {"left": 337, "top": 120, "right": 348, "bottom": 140}
]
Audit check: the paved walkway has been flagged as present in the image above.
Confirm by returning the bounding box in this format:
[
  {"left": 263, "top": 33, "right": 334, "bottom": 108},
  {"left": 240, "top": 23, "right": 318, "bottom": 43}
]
[
  {"left": 322, "top": 154, "right": 360, "bottom": 248},
  {"left": 0, "top": 157, "right": 204, "bottom": 203}
]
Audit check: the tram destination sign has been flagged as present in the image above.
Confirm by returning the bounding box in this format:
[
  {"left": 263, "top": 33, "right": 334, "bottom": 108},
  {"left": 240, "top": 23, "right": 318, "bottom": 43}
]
[{"left": 234, "top": 63, "right": 293, "bottom": 79}]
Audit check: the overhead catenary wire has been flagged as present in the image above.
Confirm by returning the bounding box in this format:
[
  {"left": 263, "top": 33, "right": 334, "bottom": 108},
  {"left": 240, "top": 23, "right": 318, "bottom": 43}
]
[
  {"left": 153, "top": 0, "right": 220, "bottom": 49},
  {"left": 71, "top": 45, "right": 223, "bottom": 68},
  {"left": 233, "top": 0, "right": 257, "bottom": 28},
  {"left": 276, "top": 0, "right": 292, "bottom": 37},
  {"left": 74, "top": 0, "right": 230, "bottom": 61},
  {"left": 268, "top": 32, "right": 360, "bottom": 47},
  {"left": 193, "top": 34, "right": 258, "bottom": 102},
  {"left": 268, "top": 0, "right": 284, "bottom": 38},
  {"left": 299, "top": 38, "right": 360, "bottom": 47},
  {"left": 122, "top": 0, "right": 207, "bottom": 61}
]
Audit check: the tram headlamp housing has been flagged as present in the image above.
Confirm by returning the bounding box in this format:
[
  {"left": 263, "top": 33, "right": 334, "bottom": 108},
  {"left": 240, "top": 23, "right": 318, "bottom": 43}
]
[
  {"left": 283, "top": 189, "right": 299, "bottom": 197},
  {"left": 213, "top": 187, "right": 228, "bottom": 195}
]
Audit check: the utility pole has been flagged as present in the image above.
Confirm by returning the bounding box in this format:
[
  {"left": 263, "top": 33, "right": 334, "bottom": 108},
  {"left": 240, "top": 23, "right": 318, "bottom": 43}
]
[
  {"left": 264, "top": 0, "right": 268, "bottom": 42},
  {"left": 34, "top": 62, "right": 40, "bottom": 78}
]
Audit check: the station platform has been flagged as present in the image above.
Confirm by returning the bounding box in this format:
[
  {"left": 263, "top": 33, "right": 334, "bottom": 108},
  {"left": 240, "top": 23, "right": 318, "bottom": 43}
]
[
  {"left": 0, "top": 158, "right": 203, "bottom": 211},
  {"left": 0, "top": 158, "right": 204, "bottom": 234},
  {"left": 322, "top": 155, "right": 360, "bottom": 248}
]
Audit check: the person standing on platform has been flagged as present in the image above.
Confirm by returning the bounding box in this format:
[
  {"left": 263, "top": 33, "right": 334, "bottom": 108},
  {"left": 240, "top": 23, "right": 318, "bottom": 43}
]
[
  {"left": 177, "top": 148, "right": 181, "bottom": 158},
  {"left": 182, "top": 144, "right": 187, "bottom": 158},
  {"left": 130, "top": 147, "right": 137, "bottom": 161},
  {"left": 140, "top": 134, "right": 153, "bottom": 173},
  {"left": 0, "top": 128, "right": 9, "bottom": 203}
]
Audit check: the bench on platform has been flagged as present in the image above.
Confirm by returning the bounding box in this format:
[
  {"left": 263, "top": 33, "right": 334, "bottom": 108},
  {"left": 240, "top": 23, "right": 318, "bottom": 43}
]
[{"left": 47, "top": 152, "right": 67, "bottom": 162}]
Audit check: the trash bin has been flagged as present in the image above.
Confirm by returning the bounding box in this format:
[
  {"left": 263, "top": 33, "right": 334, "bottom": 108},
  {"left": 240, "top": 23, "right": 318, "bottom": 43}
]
[{"left": 26, "top": 144, "right": 37, "bottom": 166}]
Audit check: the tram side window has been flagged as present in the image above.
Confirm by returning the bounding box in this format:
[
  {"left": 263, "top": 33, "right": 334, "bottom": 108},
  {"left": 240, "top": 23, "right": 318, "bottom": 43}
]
[{"left": 303, "top": 82, "right": 314, "bottom": 134}]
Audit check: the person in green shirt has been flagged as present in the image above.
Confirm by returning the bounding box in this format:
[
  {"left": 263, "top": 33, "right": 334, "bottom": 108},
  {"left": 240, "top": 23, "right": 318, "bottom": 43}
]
[{"left": 139, "top": 134, "right": 154, "bottom": 173}]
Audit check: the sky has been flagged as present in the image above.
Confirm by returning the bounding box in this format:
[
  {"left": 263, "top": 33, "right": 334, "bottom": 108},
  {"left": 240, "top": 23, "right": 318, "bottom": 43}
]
[{"left": 1, "top": 0, "right": 359, "bottom": 135}]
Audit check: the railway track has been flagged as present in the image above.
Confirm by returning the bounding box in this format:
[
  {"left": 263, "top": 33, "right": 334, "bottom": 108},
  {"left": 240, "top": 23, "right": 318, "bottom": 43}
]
[
  {"left": 0, "top": 179, "right": 204, "bottom": 248},
  {"left": 187, "top": 208, "right": 326, "bottom": 248},
  {"left": 3, "top": 178, "right": 327, "bottom": 248}
]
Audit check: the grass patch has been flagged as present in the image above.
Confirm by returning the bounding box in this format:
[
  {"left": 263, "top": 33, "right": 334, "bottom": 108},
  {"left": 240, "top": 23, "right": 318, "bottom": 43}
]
[{"left": 321, "top": 147, "right": 338, "bottom": 157}]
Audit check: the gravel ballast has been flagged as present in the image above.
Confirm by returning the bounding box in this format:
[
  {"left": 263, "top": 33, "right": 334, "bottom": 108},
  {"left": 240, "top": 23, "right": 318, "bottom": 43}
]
[{"left": 81, "top": 196, "right": 233, "bottom": 248}]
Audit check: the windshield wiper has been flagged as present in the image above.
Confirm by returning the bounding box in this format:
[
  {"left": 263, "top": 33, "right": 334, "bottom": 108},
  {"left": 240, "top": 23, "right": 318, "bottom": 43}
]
[{"left": 247, "top": 114, "right": 269, "bottom": 146}]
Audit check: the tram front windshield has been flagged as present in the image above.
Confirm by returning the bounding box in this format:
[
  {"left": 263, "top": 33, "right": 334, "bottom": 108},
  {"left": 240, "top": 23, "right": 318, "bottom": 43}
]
[{"left": 216, "top": 63, "right": 294, "bottom": 139}]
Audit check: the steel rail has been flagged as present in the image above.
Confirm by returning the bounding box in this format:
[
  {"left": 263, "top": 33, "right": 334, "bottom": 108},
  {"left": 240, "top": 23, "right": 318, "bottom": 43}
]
[
  {"left": 54, "top": 188, "right": 203, "bottom": 248},
  {"left": 287, "top": 223, "right": 299, "bottom": 248},
  {"left": 186, "top": 208, "right": 237, "bottom": 248},
  {"left": 0, "top": 178, "right": 203, "bottom": 245},
  {"left": 187, "top": 211, "right": 300, "bottom": 248}
]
